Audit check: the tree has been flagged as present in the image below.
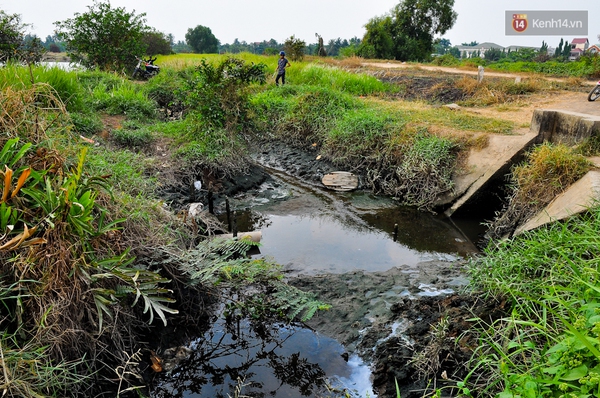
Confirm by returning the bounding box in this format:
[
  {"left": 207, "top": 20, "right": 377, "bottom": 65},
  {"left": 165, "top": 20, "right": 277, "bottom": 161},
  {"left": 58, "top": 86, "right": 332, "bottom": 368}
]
[
  {"left": 562, "top": 40, "right": 571, "bottom": 59},
  {"left": 461, "top": 41, "right": 479, "bottom": 46},
  {"left": 484, "top": 47, "right": 503, "bottom": 61},
  {"left": 555, "top": 38, "right": 564, "bottom": 58},
  {"left": 448, "top": 47, "right": 461, "bottom": 58},
  {"left": 185, "top": 25, "right": 219, "bottom": 54},
  {"left": 55, "top": 1, "right": 148, "bottom": 71},
  {"left": 315, "top": 33, "right": 327, "bottom": 56},
  {"left": 434, "top": 38, "right": 452, "bottom": 54},
  {"left": 359, "top": 15, "right": 394, "bottom": 59},
  {"left": 142, "top": 29, "right": 172, "bottom": 55},
  {"left": 390, "top": 0, "right": 457, "bottom": 61},
  {"left": 0, "top": 10, "right": 44, "bottom": 63},
  {"left": 361, "top": 0, "right": 457, "bottom": 61},
  {"left": 283, "top": 35, "right": 306, "bottom": 61}
]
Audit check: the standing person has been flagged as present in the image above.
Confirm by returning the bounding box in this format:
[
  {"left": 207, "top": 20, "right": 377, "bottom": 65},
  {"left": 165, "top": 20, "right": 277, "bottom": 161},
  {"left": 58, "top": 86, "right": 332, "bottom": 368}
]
[{"left": 276, "top": 51, "right": 291, "bottom": 86}]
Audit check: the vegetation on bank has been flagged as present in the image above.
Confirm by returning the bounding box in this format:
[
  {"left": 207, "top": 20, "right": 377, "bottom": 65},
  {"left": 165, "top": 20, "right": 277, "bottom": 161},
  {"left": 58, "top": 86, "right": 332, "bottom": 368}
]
[
  {"left": 1, "top": 49, "right": 595, "bottom": 397},
  {"left": 467, "top": 205, "right": 600, "bottom": 398}
]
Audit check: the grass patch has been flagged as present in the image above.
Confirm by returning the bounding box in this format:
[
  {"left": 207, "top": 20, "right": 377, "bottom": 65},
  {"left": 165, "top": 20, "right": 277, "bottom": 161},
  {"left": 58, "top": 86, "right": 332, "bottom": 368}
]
[
  {"left": 87, "top": 80, "right": 157, "bottom": 119},
  {"left": 466, "top": 205, "right": 600, "bottom": 397},
  {"left": 0, "top": 63, "right": 85, "bottom": 112},
  {"left": 487, "top": 142, "right": 591, "bottom": 239}
]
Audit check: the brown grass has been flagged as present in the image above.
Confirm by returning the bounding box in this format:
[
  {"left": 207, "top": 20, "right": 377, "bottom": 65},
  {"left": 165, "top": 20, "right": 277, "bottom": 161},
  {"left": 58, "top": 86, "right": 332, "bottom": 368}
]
[{"left": 0, "top": 83, "right": 69, "bottom": 145}]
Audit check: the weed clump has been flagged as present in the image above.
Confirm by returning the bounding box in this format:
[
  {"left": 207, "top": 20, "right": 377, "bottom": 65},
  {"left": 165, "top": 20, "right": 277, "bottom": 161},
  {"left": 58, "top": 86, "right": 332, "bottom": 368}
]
[{"left": 486, "top": 142, "right": 591, "bottom": 239}]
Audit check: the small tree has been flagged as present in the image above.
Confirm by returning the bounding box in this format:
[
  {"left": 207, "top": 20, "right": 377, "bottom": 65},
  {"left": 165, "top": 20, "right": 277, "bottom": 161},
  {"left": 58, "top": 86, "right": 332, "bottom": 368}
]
[
  {"left": 0, "top": 10, "right": 25, "bottom": 62},
  {"left": 0, "top": 10, "right": 44, "bottom": 64},
  {"left": 315, "top": 33, "right": 327, "bottom": 57},
  {"left": 182, "top": 57, "right": 266, "bottom": 131},
  {"left": 563, "top": 41, "right": 571, "bottom": 59},
  {"left": 142, "top": 29, "right": 172, "bottom": 55},
  {"left": 555, "top": 38, "right": 564, "bottom": 58},
  {"left": 185, "top": 25, "right": 219, "bottom": 54},
  {"left": 55, "top": 1, "right": 148, "bottom": 71},
  {"left": 283, "top": 35, "right": 306, "bottom": 61}
]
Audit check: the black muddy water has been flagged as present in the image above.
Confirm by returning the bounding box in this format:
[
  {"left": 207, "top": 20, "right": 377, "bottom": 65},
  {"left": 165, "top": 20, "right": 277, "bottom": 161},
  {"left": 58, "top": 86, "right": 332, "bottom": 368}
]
[
  {"left": 224, "top": 168, "right": 481, "bottom": 276},
  {"left": 152, "top": 167, "right": 483, "bottom": 397}
]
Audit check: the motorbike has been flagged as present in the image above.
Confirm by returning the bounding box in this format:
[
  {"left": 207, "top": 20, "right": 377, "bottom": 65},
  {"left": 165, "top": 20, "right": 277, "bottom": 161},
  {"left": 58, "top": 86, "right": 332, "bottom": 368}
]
[
  {"left": 588, "top": 80, "right": 600, "bottom": 102},
  {"left": 132, "top": 56, "right": 160, "bottom": 79}
]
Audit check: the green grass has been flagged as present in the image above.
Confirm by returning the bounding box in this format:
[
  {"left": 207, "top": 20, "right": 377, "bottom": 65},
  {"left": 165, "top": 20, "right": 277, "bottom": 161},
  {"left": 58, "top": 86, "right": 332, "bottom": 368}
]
[
  {"left": 287, "top": 63, "right": 390, "bottom": 95},
  {"left": 87, "top": 80, "right": 156, "bottom": 119},
  {"left": 466, "top": 205, "right": 600, "bottom": 397},
  {"left": 0, "top": 63, "right": 85, "bottom": 111}
]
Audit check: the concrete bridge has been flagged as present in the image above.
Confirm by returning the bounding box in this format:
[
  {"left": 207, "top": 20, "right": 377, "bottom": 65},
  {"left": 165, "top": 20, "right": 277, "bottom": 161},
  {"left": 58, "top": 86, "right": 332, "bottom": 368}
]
[{"left": 442, "top": 95, "right": 600, "bottom": 236}]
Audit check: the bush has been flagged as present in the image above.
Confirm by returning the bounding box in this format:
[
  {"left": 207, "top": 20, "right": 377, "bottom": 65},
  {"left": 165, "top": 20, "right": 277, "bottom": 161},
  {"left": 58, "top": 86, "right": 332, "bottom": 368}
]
[
  {"left": 111, "top": 127, "right": 154, "bottom": 149},
  {"left": 431, "top": 53, "right": 460, "bottom": 66}
]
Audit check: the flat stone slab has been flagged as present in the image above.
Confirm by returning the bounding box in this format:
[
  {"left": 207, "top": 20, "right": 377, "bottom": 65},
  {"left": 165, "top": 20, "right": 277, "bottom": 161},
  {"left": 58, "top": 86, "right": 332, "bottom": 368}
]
[
  {"left": 515, "top": 170, "right": 600, "bottom": 235},
  {"left": 322, "top": 171, "right": 358, "bottom": 191}
]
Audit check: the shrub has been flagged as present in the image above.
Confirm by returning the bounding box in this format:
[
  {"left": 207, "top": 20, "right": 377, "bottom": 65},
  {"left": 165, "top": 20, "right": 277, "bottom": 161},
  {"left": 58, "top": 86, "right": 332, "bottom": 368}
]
[
  {"left": 181, "top": 57, "right": 267, "bottom": 131},
  {"left": 111, "top": 127, "right": 154, "bottom": 149},
  {"left": 431, "top": 53, "right": 460, "bottom": 66}
]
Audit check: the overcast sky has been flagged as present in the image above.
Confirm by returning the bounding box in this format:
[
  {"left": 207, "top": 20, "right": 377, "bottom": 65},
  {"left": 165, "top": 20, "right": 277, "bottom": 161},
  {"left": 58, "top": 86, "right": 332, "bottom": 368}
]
[{"left": 2, "top": 0, "right": 598, "bottom": 49}]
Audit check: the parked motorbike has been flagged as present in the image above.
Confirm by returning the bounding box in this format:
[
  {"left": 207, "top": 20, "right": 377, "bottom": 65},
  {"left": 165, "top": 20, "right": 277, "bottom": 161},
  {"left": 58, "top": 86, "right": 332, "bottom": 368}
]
[
  {"left": 588, "top": 80, "right": 600, "bottom": 102},
  {"left": 132, "top": 56, "right": 160, "bottom": 79}
]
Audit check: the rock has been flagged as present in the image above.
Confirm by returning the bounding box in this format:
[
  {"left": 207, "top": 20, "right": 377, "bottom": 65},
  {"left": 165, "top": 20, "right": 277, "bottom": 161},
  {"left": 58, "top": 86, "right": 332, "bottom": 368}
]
[
  {"left": 444, "top": 103, "right": 461, "bottom": 110},
  {"left": 188, "top": 202, "right": 204, "bottom": 218},
  {"left": 322, "top": 171, "right": 359, "bottom": 191}
]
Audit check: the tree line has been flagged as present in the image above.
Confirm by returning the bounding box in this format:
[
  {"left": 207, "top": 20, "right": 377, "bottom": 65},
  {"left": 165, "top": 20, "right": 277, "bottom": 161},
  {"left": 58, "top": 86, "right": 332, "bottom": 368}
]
[{"left": 2, "top": 0, "right": 461, "bottom": 70}]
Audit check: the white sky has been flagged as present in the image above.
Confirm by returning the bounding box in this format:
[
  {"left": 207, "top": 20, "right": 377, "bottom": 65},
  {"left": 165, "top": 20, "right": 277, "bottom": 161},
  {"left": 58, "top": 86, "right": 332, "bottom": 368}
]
[{"left": 2, "top": 0, "right": 598, "bottom": 48}]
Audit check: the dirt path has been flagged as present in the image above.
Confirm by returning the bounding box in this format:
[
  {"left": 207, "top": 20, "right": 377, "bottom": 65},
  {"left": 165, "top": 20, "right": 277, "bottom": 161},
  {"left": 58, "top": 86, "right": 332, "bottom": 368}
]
[{"left": 362, "top": 61, "right": 598, "bottom": 86}]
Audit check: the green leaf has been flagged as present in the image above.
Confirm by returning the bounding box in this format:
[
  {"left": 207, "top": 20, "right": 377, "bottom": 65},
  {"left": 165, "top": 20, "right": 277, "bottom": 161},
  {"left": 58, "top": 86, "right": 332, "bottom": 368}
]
[{"left": 560, "top": 365, "right": 588, "bottom": 381}]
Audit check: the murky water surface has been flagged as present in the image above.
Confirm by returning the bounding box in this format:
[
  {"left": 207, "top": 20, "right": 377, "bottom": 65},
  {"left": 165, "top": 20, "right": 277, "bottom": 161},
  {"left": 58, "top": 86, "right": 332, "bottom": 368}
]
[
  {"left": 154, "top": 168, "right": 482, "bottom": 397},
  {"left": 224, "top": 168, "right": 480, "bottom": 276},
  {"left": 153, "top": 316, "right": 372, "bottom": 398}
]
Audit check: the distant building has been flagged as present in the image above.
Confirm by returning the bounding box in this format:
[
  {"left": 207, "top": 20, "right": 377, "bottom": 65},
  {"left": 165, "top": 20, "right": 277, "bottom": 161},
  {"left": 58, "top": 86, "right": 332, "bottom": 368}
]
[
  {"left": 453, "top": 42, "right": 539, "bottom": 59},
  {"left": 569, "top": 38, "right": 589, "bottom": 60},
  {"left": 455, "top": 42, "right": 504, "bottom": 58},
  {"left": 571, "top": 38, "right": 589, "bottom": 51},
  {"left": 588, "top": 44, "right": 600, "bottom": 55}
]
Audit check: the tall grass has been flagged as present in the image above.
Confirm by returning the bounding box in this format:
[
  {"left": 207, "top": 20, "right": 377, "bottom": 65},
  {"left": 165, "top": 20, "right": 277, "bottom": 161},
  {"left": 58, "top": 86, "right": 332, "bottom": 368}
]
[
  {"left": 159, "top": 53, "right": 391, "bottom": 96},
  {"left": 466, "top": 205, "right": 600, "bottom": 397},
  {"left": 0, "top": 64, "right": 84, "bottom": 111},
  {"left": 487, "top": 143, "right": 591, "bottom": 239},
  {"left": 288, "top": 63, "right": 389, "bottom": 95},
  {"left": 87, "top": 80, "right": 156, "bottom": 119}
]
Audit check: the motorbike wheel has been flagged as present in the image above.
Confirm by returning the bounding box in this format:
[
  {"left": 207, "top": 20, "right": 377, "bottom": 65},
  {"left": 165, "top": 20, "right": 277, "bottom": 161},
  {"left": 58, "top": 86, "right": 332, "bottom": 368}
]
[
  {"left": 132, "top": 68, "right": 139, "bottom": 79},
  {"left": 588, "top": 85, "right": 600, "bottom": 102}
]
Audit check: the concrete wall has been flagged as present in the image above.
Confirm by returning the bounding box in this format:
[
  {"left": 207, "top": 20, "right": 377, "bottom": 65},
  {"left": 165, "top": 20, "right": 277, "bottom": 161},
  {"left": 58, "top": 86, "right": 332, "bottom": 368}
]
[{"left": 530, "top": 109, "right": 600, "bottom": 145}]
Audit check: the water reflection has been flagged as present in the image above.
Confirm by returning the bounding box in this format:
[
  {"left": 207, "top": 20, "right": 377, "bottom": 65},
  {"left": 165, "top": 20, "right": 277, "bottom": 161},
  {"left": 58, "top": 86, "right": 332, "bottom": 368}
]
[
  {"left": 152, "top": 316, "right": 374, "bottom": 398},
  {"left": 223, "top": 172, "right": 480, "bottom": 275}
]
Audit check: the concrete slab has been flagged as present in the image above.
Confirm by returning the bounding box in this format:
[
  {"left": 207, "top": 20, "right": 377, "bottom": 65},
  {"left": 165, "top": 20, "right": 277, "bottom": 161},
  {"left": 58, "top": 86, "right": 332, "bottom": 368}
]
[
  {"left": 515, "top": 170, "right": 600, "bottom": 235},
  {"left": 530, "top": 109, "right": 600, "bottom": 145},
  {"left": 441, "top": 132, "right": 539, "bottom": 216}
]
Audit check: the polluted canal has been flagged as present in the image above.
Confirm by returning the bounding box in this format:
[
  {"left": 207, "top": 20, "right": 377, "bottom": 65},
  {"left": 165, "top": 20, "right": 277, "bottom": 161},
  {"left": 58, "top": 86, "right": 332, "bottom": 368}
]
[{"left": 152, "top": 164, "right": 484, "bottom": 397}]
